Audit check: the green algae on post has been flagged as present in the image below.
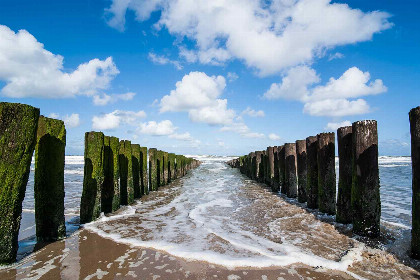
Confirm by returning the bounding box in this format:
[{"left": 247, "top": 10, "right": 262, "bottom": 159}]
[
  {"left": 149, "top": 148, "right": 158, "bottom": 191},
  {"left": 131, "top": 144, "right": 141, "bottom": 199},
  {"left": 140, "top": 146, "right": 148, "bottom": 195},
  {"left": 119, "top": 140, "right": 134, "bottom": 205},
  {"left": 410, "top": 107, "right": 420, "bottom": 258},
  {"left": 336, "top": 127, "right": 353, "bottom": 224},
  {"left": 168, "top": 153, "right": 176, "bottom": 183},
  {"left": 351, "top": 120, "right": 380, "bottom": 238},
  {"left": 35, "top": 116, "right": 66, "bottom": 242},
  {"left": 103, "top": 136, "right": 120, "bottom": 213},
  {"left": 0, "top": 102, "right": 40, "bottom": 264},
  {"left": 109, "top": 137, "right": 120, "bottom": 211},
  {"left": 80, "top": 131, "right": 104, "bottom": 224},
  {"left": 317, "top": 133, "right": 336, "bottom": 215}
]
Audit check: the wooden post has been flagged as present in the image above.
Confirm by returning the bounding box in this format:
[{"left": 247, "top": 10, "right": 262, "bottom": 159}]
[
  {"left": 0, "top": 102, "right": 39, "bottom": 264},
  {"left": 34, "top": 116, "right": 66, "bottom": 241},
  {"left": 284, "top": 143, "right": 298, "bottom": 198},
  {"left": 296, "top": 140, "right": 307, "bottom": 203},
  {"left": 306, "top": 136, "right": 318, "bottom": 209},
  {"left": 273, "top": 146, "right": 280, "bottom": 192},
  {"left": 411, "top": 107, "right": 420, "bottom": 257},
  {"left": 80, "top": 132, "right": 104, "bottom": 223},
  {"left": 337, "top": 127, "right": 353, "bottom": 224},
  {"left": 317, "top": 133, "right": 336, "bottom": 215},
  {"left": 267, "top": 146, "right": 275, "bottom": 188},
  {"left": 278, "top": 146, "right": 286, "bottom": 194},
  {"left": 140, "top": 147, "right": 148, "bottom": 195},
  {"left": 119, "top": 140, "right": 134, "bottom": 205},
  {"left": 149, "top": 148, "right": 158, "bottom": 191},
  {"left": 131, "top": 144, "right": 141, "bottom": 199},
  {"left": 351, "top": 120, "right": 380, "bottom": 237}
]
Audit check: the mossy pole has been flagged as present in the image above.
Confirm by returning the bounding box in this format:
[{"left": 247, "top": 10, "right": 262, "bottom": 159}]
[
  {"left": 80, "top": 132, "right": 104, "bottom": 224},
  {"left": 0, "top": 102, "right": 39, "bottom": 264},
  {"left": 336, "top": 127, "right": 353, "bottom": 224},
  {"left": 119, "top": 140, "right": 133, "bottom": 205},
  {"left": 248, "top": 152, "right": 254, "bottom": 178},
  {"left": 296, "top": 140, "right": 307, "bottom": 203},
  {"left": 149, "top": 148, "right": 158, "bottom": 191},
  {"left": 410, "top": 107, "right": 420, "bottom": 258},
  {"left": 306, "top": 136, "right": 318, "bottom": 209},
  {"left": 140, "top": 147, "right": 148, "bottom": 195},
  {"left": 163, "top": 151, "right": 169, "bottom": 185},
  {"left": 317, "top": 133, "right": 336, "bottom": 215},
  {"left": 108, "top": 137, "right": 120, "bottom": 212},
  {"left": 34, "top": 116, "right": 66, "bottom": 241},
  {"left": 168, "top": 153, "right": 176, "bottom": 183},
  {"left": 278, "top": 146, "right": 286, "bottom": 194},
  {"left": 273, "top": 146, "right": 280, "bottom": 192},
  {"left": 254, "top": 151, "right": 261, "bottom": 181},
  {"left": 267, "top": 146, "right": 275, "bottom": 188},
  {"left": 131, "top": 144, "right": 141, "bottom": 199},
  {"left": 351, "top": 120, "right": 380, "bottom": 237},
  {"left": 284, "top": 143, "right": 298, "bottom": 198},
  {"left": 157, "top": 150, "right": 163, "bottom": 187}
]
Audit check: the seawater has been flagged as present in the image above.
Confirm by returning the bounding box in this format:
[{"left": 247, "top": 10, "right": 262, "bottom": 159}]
[{"left": 19, "top": 155, "right": 413, "bottom": 267}]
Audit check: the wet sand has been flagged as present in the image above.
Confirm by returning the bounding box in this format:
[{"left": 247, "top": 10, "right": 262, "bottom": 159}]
[{"left": 1, "top": 160, "right": 420, "bottom": 279}]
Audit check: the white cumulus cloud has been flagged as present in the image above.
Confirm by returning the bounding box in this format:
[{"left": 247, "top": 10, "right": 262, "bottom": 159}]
[
  {"left": 92, "top": 110, "right": 146, "bottom": 130},
  {"left": 148, "top": 52, "right": 182, "bottom": 70},
  {"left": 325, "top": 120, "right": 352, "bottom": 131},
  {"left": 241, "top": 107, "right": 265, "bottom": 118},
  {"left": 48, "top": 113, "right": 81, "bottom": 128},
  {"left": 0, "top": 25, "right": 119, "bottom": 98},
  {"left": 264, "top": 66, "right": 386, "bottom": 117},
  {"left": 138, "top": 120, "right": 176, "bottom": 136},
  {"left": 160, "top": 71, "right": 235, "bottom": 125},
  {"left": 106, "top": 0, "right": 391, "bottom": 75},
  {"left": 220, "top": 122, "right": 265, "bottom": 139},
  {"left": 268, "top": 133, "right": 281, "bottom": 141}
]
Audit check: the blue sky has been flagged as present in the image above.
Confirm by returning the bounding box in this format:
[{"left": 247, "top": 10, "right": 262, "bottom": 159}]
[{"left": 0, "top": 0, "right": 418, "bottom": 156}]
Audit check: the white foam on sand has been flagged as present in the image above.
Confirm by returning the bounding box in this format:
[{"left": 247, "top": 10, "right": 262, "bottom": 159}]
[{"left": 85, "top": 158, "right": 366, "bottom": 278}]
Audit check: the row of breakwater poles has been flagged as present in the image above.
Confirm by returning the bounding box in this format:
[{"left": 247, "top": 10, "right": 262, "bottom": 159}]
[
  {"left": 0, "top": 102, "right": 200, "bottom": 264},
  {"left": 228, "top": 107, "right": 420, "bottom": 259}
]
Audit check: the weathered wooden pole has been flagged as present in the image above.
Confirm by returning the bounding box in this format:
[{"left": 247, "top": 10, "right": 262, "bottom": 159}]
[
  {"left": 34, "top": 116, "right": 66, "bottom": 241},
  {"left": 0, "top": 102, "right": 39, "bottom": 264},
  {"left": 410, "top": 107, "right": 420, "bottom": 258},
  {"left": 149, "top": 148, "right": 158, "bottom": 191},
  {"left": 273, "top": 146, "right": 280, "bottom": 192},
  {"left": 351, "top": 120, "right": 380, "bottom": 237},
  {"left": 119, "top": 140, "right": 134, "bottom": 205},
  {"left": 278, "top": 146, "right": 286, "bottom": 194},
  {"left": 254, "top": 151, "right": 261, "bottom": 181},
  {"left": 157, "top": 150, "right": 163, "bottom": 186},
  {"left": 168, "top": 153, "right": 176, "bottom": 183},
  {"left": 336, "top": 127, "right": 353, "bottom": 224},
  {"left": 267, "top": 146, "right": 275, "bottom": 188},
  {"left": 140, "top": 146, "right": 148, "bottom": 195},
  {"left": 248, "top": 152, "right": 255, "bottom": 179},
  {"left": 131, "top": 144, "right": 141, "bottom": 199},
  {"left": 262, "top": 150, "right": 267, "bottom": 183},
  {"left": 284, "top": 143, "right": 298, "bottom": 198},
  {"left": 296, "top": 140, "right": 307, "bottom": 203},
  {"left": 103, "top": 136, "right": 120, "bottom": 213},
  {"left": 306, "top": 136, "right": 318, "bottom": 209},
  {"left": 317, "top": 133, "right": 336, "bottom": 215},
  {"left": 163, "top": 151, "right": 169, "bottom": 185},
  {"left": 80, "top": 132, "right": 104, "bottom": 224}
]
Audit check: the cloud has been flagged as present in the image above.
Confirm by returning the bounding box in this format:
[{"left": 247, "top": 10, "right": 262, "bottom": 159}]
[
  {"left": 220, "top": 122, "right": 265, "bottom": 139},
  {"left": 106, "top": 0, "right": 392, "bottom": 75},
  {"left": 148, "top": 52, "right": 182, "bottom": 70},
  {"left": 268, "top": 133, "right": 281, "bottom": 141},
  {"left": 328, "top": 52, "right": 344, "bottom": 61},
  {"left": 138, "top": 120, "right": 176, "bottom": 135},
  {"left": 227, "top": 72, "right": 239, "bottom": 82},
  {"left": 93, "top": 92, "right": 136, "bottom": 106},
  {"left": 63, "top": 114, "right": 81, "bottom": 128},
  {"left": 160, "top": 71, "right": 235, "bottom": 125},
  {"left": 263, "top": 66, "right": 320, "bottom": 100},
  {"left": 325, "top": 120, "right": 352, "bottom": 131},
  {"left": 264, "top": 66, "right": 386, "bottom": 117},
  {"left": 169, "top": 132, "right": 193, "bottom": 141},
  {"left": 241, "top": 107, "right": 265, "bottom": 118},
  {"left": 303, "top": 98, "right": 370, "bottom": 117},
  {"left": 48, "top": 113, "right": 81, "bottom": 128},
  {"left": 0, "top": 25, "right": 119, "bottom": 98},
  {"left": 92, "top": 110, "right": 146, "bottom": 130}
]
